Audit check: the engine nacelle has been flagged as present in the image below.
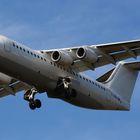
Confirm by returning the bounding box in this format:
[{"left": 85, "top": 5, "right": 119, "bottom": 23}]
[
  {"left": 51, "top": 51, "right": 73, "bottom": 65},
  {"left": 0, "top": 73, "right": 12, "bottom": 85},
  {"left": 76, "top": 47, "right": 98, "bottom": 63}
]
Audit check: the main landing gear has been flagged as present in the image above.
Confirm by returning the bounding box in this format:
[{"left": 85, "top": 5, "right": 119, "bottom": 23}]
[
  {"left": 56, "top": 77, "right": 77, "bottom": 99},
  {"left": 24, "top": 88, "right": 42, "bottom": 110}
]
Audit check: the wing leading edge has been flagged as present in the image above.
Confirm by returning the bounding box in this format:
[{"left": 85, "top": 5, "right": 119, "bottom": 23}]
[{"left": 40, "top": 40, "right": 140, "bottom": 72}]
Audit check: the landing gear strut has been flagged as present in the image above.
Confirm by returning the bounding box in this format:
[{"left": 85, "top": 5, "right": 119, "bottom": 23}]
[
  {"left": 24, "top": 88, "right": 42, "bottom": 110},
  {"left": 56, "top": 77, "right": 77, "bottom": 99}
]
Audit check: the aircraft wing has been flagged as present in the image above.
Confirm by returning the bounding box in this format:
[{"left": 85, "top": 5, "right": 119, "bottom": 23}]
[
  {"left": 40, "top": 40, "right": 140, "bottom": 72},
  {"left": 0, "top": 80, "right": 31, "bottom": 98}
]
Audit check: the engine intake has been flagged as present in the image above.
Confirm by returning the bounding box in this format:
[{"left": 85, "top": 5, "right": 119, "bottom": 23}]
[
  {"left": 51, "top": 51, "right": 61, "bottom": 62},
  {"left": 76, "top": 47, "right": 98, "bottom": 63},
  {"left": 51, "top": 51, "right": 73, "bottom": 65}
]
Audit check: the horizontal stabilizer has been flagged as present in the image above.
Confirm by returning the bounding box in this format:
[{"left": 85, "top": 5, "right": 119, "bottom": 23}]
[
  {"left": 123, "top": 61, "right": 140, "bottom": 70},
  {"left": 96, "top": 68, "right": 114, "bottom": 82}
]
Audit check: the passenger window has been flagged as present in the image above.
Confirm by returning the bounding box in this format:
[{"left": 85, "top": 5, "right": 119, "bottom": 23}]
[{"left": 13, "top": 43, "right": 15, "bottom": 47}]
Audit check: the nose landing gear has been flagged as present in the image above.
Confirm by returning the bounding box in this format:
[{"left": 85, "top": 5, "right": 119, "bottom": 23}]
[
  {"left": 24, "top": 88, "right": 42, "bottom": 110},
  {"left": 29, "top": 99, "right": 42, "bottom": 110}
]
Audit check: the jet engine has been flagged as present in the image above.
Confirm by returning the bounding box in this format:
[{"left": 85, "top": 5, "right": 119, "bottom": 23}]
[
  {"left": 76, "top": 47, "right": 98, "bottom": 63},
  {"left": 0, "top": 72, "right": 13, "bottom": 85},
  {"left": 51, "top": 51, "right": 73, "bottom": 65}
]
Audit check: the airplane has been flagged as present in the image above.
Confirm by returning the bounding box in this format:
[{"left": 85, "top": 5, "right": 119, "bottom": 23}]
[{"left": 0, "top": 35, "right": 140, "bottom": 111}]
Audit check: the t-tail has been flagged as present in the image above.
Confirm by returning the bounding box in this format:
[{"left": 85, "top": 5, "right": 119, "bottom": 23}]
[{"left": 104, "top": 61, "right": 140, "bottom": 109}]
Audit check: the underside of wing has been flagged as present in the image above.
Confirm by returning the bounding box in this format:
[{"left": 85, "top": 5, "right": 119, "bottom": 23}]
[
  {"left": 0, "top": 80, "right": 31, "bottom": 98},
  {"left": 95, "top": 40, "right": 140, "bottom": 66},
  {"left": 39, "top": 40, "right": 140, "bottom": 72}
]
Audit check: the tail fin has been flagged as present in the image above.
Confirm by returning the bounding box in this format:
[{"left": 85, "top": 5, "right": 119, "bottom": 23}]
[{"left": 105, "top": 61, "right": 140, "bottom": 103}]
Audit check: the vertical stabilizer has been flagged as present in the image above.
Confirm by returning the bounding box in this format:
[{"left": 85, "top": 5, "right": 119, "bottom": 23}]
[{"left": 105, "top": 61, "right": 140, "bottom": 103}]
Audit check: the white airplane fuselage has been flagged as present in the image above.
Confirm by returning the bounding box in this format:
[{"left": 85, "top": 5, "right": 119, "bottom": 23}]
[{"left": 0, "top": 36, "right": 129, "bottom": 110}]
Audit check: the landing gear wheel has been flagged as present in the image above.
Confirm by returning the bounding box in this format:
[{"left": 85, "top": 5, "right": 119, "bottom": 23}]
[
  {"left": 29, "top": 102, "right": 36, "bottom": 110},
  {"left": 34, "top": 99, "right": 42, "bottom": 108},
  {"left": 24, "top": 88, "right": 42, "bottom": 110}
]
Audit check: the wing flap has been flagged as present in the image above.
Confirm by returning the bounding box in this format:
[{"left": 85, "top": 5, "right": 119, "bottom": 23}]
[{"left": 96, "top": 40, "right": 140, "bottom": 53}]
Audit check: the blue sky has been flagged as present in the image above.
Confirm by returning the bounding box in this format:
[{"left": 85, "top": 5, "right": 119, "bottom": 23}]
[{"left": 0, "top": 0, "right": 140, "bottom": 140}]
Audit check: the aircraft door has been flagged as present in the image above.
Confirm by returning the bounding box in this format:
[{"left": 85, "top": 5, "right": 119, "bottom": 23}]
[{"left": 4, "top": 40, "right": 11, "bottom": 52}]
